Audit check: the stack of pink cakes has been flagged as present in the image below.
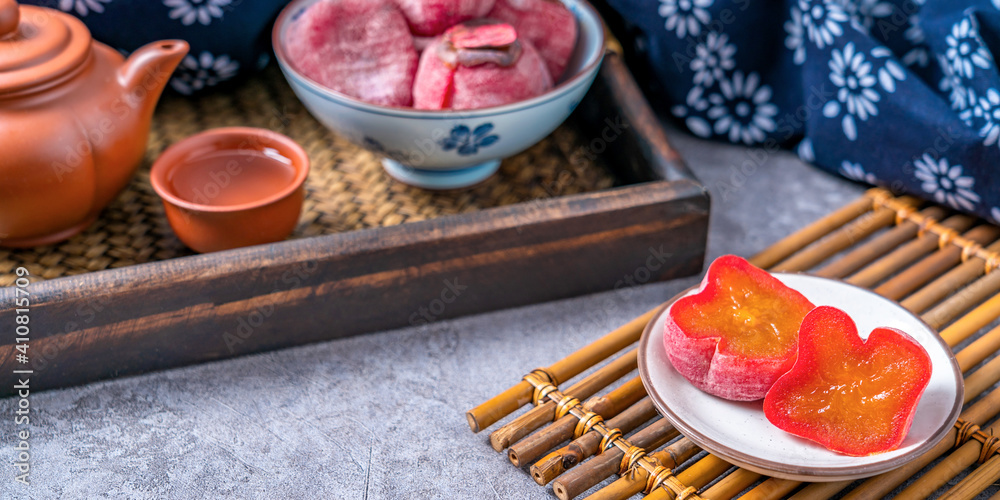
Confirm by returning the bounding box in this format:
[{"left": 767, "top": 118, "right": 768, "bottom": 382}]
[{"left": 284, "top": 0, "right": 578, "bottom": 110}]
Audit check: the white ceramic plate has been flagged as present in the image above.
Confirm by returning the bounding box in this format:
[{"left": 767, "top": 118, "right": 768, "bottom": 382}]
[{"left": 638, "top": 273, "right": 964, "bottom": 481}]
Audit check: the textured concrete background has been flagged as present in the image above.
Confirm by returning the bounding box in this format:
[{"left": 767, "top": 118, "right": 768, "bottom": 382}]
[{"left": 1, "top": 128, "right": 879, "bottom": 499}]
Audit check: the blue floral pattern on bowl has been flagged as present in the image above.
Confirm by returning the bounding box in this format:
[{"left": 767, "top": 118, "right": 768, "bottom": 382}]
[{"left": 439, "top": 124, "right": 500, "bottom": 156}]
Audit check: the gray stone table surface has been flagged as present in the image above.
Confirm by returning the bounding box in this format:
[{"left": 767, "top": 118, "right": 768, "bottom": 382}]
[{"left": 0, "top": 129, "right": 875, "bottom": 499}]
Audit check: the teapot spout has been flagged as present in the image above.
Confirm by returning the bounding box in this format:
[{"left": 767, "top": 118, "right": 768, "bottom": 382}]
[{"left": 117, "top": 39, "right": 189, "bottom": 112}]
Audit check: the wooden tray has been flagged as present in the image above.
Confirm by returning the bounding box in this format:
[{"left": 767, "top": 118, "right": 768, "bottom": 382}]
[{"left": 0, "top": 51, "right": 709, "bottom": 394}]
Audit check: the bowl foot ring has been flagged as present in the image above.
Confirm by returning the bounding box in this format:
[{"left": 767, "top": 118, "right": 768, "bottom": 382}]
[{"left": 381, "top": 159, "right": 501, "bottom": 190}]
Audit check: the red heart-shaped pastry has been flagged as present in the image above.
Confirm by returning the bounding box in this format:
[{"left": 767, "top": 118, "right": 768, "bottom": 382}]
[
  {"left": 763, "top": 306, "right": 932, "bottom": 456},
  {"left": 662, "top": 255, "right": 814, "bottom": 401}
]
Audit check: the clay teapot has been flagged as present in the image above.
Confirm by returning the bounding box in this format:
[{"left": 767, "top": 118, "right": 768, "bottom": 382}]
[{"left": 0, "top": 0, "right": 187, "bottom": 247}]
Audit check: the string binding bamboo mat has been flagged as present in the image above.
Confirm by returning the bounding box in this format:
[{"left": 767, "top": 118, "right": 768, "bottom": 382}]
[
  {"left": 0, "top": 66, "right": 614, "bottom": 287},
  {"left": 468, "top": 188, "right": 1000, "bottom": 500}
]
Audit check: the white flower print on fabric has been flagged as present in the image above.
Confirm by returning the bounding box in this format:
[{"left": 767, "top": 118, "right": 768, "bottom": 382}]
[
  {"left": 913, "top": 154, "right": 980, "bottom": 211},
  {"left": 971, "top": 88, "right": 1000, "bottom": 145},
  {"left": 799, "top": 0, "right": 849, "bottom": 49},
  {"left": 939, "top": 55, "right": 976, "bottom": 114},
  {"left": 840, "top": 160, "right": 877, "bottom": 184},
  {"left": 59, "top": 0, "right": 111, "bottom": 16},
  {"left": 945, "top": 18, "right": 993, "bottom": 79},
  {"left": 658, "top": 0, "right": 713, "bottom": 38},
  {"left": 164, "top": 0, "right": 232, "bottom": 27},
  {"left": 992, "top": 207, "right": 1000, "bottom": 224},
  {"left": 170, "top": 52, "right": 239, "bottom": 95},
  {"left": 902, "top": 0, "right": 928, "bottom": 67},
  {"left": 836, "top": 0, "right": 893, "bottom": 30},
  {"left": 823, "top": 43, "right": 879, "bottom": 140},
  {"left": 785, "top": 6, "right": 806, "bottom": 65},
  {"left": 871, "top": 47, "right": 906, "bottom": 92},
  {"left": 691, "top": 33, "right": 736, "bottom": 86},
  {"left": 822, "top": 44, "right": 905, "bottom": 140},
  {"left": 706, "top": 71, "right": 778, "bottom": 144},
  {"left": 797, "top": 138, "right": 815, "bottom": 162},
  {"left": 672, "top": 86, "right": 712, "bottom": 138}
]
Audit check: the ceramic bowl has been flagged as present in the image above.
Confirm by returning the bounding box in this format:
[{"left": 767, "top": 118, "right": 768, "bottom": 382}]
[
  {"left": 150, "top": 127, "right": 310, "bottom": 253},
  {"left": 271, "top": 0, "right": 605, "bottom": 189}
]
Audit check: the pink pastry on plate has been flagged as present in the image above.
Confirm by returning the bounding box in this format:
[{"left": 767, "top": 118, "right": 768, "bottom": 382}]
[
  {"left": 412, "top": 21, "right": 554, "bottom": 110},
  {"left": 488, "top": 0, "right": 578, "bottom": 79},
  {"left": 284, "top": 0, "right": 418, "bottom": 107},
  {"left": 393, "top": 0, "right": 496, "bottom": 37}
]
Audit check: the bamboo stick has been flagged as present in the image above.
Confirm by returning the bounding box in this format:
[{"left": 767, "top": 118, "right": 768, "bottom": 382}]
[
  {"left": 531, "top": 398, "right": 657, "bottom": 485},
  {"left": 551, "top": 419, "right": 679, "bottom": 500},
  {"left": 939, "top": 291, "right": 1000, "bottom": 347},
  {"left": 956, "top": 324, "right": 1000, "bottom": 372},
  {"left": 508, "top": 377, "right": 646, "bottom": 467},
  {"left": 940, "top": 455, "right": 1000, "bottom": 500},
  {"left": 490, "top": 349, "right": 638, "bottom": 451},
  {"left": 873, "top": 226, "right": 1000, "bottom": 300},
  {"left": 786, "top": 480, "right": 853, "bottom": 500},
  {"left": 893, "top": 416, "right": 1000, "bottom": 500},
  {"left": 467, "top": 309, "right": 655, "bottom": 432},
  {"left": 963, "top": 354, "right": 1000, "bottom": 404},
  {"left": 922, "top": 268, "right": 1000, "bottom": 330},
  {"left": 701, "top": 468, "right": 762, "bottom": 500},
  {"left": 584, "top": 438, "right": 700, "bottom": 500},
  {"left": 739, "top": 477, "right": 802, "bottom": 500},
  {"left": 769, "top": 205, "right": 899, "bottom": 273},
  {"left": 845, "top": 214, "right": 975, "bottom": 289},
  {"left": 901, "top": 239, "right": 1000, "bottom": 314},
  {"left": 893, "top": 440, "right": 984, "bottom": 500},
  {"left": 749, "top": 194, "right": 877, "bottom": 269},
  {"left": 841, "top": 373, "right": 1000, "bottom": 499},
  {"left": 642, "top": 454, "right": 733, "bottom": 500},
  {"left": 813, "top": 207, "right": 946, "bottom": 279}
]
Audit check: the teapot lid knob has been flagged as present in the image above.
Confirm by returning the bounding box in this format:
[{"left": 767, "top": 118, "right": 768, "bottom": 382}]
[{"left": 0, "top": 0, "right": 18, "bottom": 38}]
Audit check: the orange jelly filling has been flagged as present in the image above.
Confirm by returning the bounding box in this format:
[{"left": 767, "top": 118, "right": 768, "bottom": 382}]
[
  {"left": 774, "top": 327, "right": 929, "bottom": 449},
  {"left": 672, "top": 262, "right": 812, "bottom": 358},
  {"left": 764, "top": 306, "right": 933, "bottom": 456}
]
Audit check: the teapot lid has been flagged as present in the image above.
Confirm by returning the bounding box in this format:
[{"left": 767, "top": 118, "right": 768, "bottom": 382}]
[{"left": 0, "top": 0, "right": 92, "bottom": 94}]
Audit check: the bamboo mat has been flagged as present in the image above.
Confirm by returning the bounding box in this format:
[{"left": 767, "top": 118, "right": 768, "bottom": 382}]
[
  {"left": 0, "top": 65, "right": 615, "bottom": 287},
  {"left": 468, "top": 188, "right": 1000, "bottom": 500}
]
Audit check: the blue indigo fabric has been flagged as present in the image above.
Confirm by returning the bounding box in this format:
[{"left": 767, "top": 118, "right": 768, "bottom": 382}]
[
  {"left": 606, "top": 0, "right": 1000, "bottom": 222},
  {"left": 23, "top": 0, "right": 288, "bottom": 95}
]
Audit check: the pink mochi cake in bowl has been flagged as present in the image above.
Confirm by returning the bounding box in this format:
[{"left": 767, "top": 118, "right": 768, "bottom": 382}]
[
  {"left": 283, "top": 0, "right": 418, "bottom": 107},
  {"left": 488, "top": 0, "right": 579, "bottom": 80},
  {"left": 413, "top": 21, "right": 554, "bottom": 110},
  {"left": 273, "top": 0, "right": 604, "bottom": 189},
  {"left": 394, "top": 0, "right": 496, "bottom": 36}
]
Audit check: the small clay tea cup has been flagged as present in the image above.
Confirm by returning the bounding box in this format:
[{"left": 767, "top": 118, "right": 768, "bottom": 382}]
[{"left": 150, "top": 127, "right": 310, "bottom": 253}]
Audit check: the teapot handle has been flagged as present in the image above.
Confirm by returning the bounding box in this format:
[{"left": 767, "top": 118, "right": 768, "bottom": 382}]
[{"left": 0, "top": 0, "right": 18, "bottom": 38}]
